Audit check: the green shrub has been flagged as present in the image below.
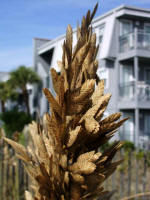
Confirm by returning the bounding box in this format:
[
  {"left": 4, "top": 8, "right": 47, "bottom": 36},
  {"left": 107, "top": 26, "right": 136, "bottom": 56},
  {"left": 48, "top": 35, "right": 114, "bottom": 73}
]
[
  {"left": 123, "top": 140, "right": 135, "bottom": 152},
  {"left": 0, "top": 108, "right": 32, "bottom": 138}
]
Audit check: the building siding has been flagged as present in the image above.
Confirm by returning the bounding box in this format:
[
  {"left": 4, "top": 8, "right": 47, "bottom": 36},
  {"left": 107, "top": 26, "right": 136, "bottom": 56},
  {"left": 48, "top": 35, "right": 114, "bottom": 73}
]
[{"left": 33, "top": 5, "right": 150, "bottom": 149}]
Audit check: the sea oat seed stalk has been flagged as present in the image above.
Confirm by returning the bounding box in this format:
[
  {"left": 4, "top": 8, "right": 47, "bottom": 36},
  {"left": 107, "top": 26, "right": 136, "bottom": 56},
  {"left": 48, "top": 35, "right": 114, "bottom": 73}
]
[{"left": 4, "top": 4, "right": 128, "bottom": 200}]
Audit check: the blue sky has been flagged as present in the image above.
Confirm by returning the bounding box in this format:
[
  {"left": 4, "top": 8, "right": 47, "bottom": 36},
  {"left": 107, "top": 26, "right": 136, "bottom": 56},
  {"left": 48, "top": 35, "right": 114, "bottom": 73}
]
[{"left": 0, "top": 0, "right": 150, "bottom": 72}]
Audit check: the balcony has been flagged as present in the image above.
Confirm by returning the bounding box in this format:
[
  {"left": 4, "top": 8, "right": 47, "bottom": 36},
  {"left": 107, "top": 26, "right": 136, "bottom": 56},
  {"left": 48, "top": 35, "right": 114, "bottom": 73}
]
[
  {"left": 119, "top": 81, "right": 135, "bottom": 99},
  {"left": 139, "top": 132, "right": 150, "bottom": 150},
  {"left": 119, "top": 81, "right": 150, "bottom": 101},
  {"left": 119, "top": 30, "right": 150, "bottom": 53}
]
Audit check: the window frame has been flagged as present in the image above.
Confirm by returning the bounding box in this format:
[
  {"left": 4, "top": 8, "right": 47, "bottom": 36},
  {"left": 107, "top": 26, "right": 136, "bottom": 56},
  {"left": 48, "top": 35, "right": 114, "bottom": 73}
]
[
  {"left": 120, "top": 19, "right": 133, "bottom": 36},
  {"left": 98, "top": 23, "right": 105, "bottom": 44},
  {"left": 144, "top": 23, "right": 150, "bottom": 33}
]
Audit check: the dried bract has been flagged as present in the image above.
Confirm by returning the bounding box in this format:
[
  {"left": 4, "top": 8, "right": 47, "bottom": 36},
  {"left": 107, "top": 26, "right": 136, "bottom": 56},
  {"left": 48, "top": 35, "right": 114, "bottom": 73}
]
[{"left": 4, "top": 3, "right": 128, "bottom": 200}]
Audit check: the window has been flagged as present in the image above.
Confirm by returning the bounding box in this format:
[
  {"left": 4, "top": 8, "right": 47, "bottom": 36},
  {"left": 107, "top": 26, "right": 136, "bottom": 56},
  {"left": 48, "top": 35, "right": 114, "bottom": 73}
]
[
  {"left": 98, "top": 23, "right": 105, "bottom": 45},
  {"left": 140, "top": 111, "right": 150, "bottom": 136},
  {"left": 120, "top": 20, "right": 132, "bottom": 36},
  {"left": 122, "top": 65, "right": 134, "bottom": 98},
  {"left": 97, "top": 67, "right": 108, "bottom": 88},
  {"left": 46, "top": 76, "right": 49, "bottom": 88},
  {"left": 122, "top": 65, "right": 134, "bottom": 83},
  {"left": 121, "top": 111, "right": 135, "bottom": 142},
  {"left": 119, "top": 20, "right": 133, "bottom": 52},
  {"left": 145, "top": 68, "right": 150, "bottom": 83},
  {"left": 47, "top": 100, "right": 49, "bottom": 112},
  {"left": 144, "top": 23, "right": 150, "bottom": 33},
  {"left": 145, "top": 113, "right": 150, "bottom": 136}
]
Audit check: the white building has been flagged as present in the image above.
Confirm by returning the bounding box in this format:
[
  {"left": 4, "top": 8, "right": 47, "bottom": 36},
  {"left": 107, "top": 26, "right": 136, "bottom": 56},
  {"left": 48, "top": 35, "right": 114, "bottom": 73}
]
[{"left": 33, "top": 5, "right": 150, "bottom": 149}]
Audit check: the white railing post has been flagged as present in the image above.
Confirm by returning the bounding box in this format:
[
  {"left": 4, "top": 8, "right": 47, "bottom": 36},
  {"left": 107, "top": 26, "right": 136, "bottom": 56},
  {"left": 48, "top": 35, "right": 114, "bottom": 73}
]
[{"left": 134, "top": 56, "right": 139, "bottom": 148}]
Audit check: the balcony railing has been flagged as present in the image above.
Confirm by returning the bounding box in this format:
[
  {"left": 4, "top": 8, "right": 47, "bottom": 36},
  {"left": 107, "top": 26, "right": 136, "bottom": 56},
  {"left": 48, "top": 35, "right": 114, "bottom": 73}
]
[
  {"left": 137, "top": 30, "right": 150, "bottom": 50},
  {"left": 119, "top": 32, "right": 134, "bottom": 53},
  {"left": 119, "top": 81, "right": 135, "bottom": 99},
  {"left": 137, "top": 81, "right": 150, "bottom": 101},
  {"left": 119, "top": 29, "right": 150, "bottom": 53},
  {"left": 119, "top": 81, "right": 150, "bottom": 100},
  {"left": 139, "top": 132, "right": 150, "bottom": 150}
]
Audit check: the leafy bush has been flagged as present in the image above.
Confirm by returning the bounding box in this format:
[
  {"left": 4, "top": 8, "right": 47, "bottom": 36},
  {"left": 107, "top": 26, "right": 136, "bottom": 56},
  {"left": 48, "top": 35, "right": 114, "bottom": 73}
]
[
  {"left": 0, "top": 108, "right": 32, "bottom": 138},
  {"left": 123, "top": 140, "right": 135, "bottom": 152}
]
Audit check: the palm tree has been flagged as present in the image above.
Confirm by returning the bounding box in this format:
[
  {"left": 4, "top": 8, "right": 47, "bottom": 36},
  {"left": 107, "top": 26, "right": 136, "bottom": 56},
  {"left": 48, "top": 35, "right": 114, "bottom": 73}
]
[
  {"left": 9, "top": 66, "right": 41, "bottom": 115},
  {"left": 0, "top": 81, "right": 18, "bottom": 113}
]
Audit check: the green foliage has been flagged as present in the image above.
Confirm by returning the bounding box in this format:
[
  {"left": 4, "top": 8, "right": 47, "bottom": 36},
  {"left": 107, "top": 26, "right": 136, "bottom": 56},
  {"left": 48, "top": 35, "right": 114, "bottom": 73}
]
[
  {"left": 135, "top": 150, "right": 145, "bottom": 160},
  {"left": 100, "top": 142, "right": 112, "bottom": 152},
  {"left": 0, "top": 81, "right": 18, "bottom": 102},
  {"left": 10, "top": 66, "right": 41, "bottom": 89},
  {"left": 146, "top": 152, "right": 150, "bottom": 166},
  {"left": 0, "top": 108, "right": 32, "bottom": 138},
  {"left": 9, "top": 65, "right": 41, "bottom": 115},
  {"left": 118, "top": 160, "right": 127, "bottom": 172},
  {"left": 18, "top": 132, "right": 26, "bottom": 146},
  {"left": 123, "top": 140, "right": 135, "bottom": 152}
]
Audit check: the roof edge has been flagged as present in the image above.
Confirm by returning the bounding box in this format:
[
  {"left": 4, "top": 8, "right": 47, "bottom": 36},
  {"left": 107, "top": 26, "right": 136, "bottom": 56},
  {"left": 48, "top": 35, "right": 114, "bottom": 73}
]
[
  {"left": 34, "top": 37, "right": 51, "bottom": 41},
  {"left": 93, "top": 4, "right": 150, "bottom": 23}
]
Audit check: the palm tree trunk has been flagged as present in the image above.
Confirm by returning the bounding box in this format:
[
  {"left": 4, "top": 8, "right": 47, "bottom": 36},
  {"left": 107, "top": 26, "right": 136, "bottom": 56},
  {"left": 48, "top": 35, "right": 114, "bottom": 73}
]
[
  {"left": 1, "top": 100, "right": 5, "bottom": 113},
  {"left": 22, "top": 89, "right": 30, "bottom": 115}
]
